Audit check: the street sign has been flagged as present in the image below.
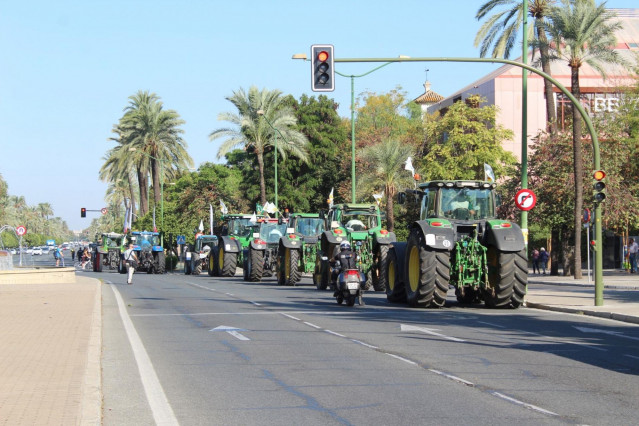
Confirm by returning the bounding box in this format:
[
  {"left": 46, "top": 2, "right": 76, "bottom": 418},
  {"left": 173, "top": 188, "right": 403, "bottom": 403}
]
[
  {"left": 177, "top": 235, "right": 186, "bottom": 245},
  {"left": 16, "top": 225, "right": 26, "bottom": 236},
  {"left": 515, "top": 189, "right": 536, "bottom": 211},
  {"left": 101, "top": 207, "right": 108, "bottom": 215},
  {"left": 583, "top": 208, "right": 591, "bottom": 223}
]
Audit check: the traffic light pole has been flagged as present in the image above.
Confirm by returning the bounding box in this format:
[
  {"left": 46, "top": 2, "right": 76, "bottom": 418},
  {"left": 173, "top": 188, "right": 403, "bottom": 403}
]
[{"left": 333, "top": 55, "right": 604, "bottom": 305}]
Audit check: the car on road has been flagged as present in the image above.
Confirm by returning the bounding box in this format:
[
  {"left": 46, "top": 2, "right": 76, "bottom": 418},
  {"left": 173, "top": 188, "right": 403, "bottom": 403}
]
[
  {"left": 32, "top": 247, "right": 43, "bottom": 255},
  {"left": 41, "top": 246, "right": 50, "bottom": 255}
]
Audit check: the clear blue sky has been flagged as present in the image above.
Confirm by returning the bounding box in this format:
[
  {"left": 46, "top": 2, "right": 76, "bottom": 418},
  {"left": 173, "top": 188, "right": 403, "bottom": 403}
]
[{"left": 1, "top": 0, "right": 636, "bottom": 231}]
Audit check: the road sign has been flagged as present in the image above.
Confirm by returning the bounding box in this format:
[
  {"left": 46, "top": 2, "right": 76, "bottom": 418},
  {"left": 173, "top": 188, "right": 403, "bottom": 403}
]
[
  {"left": 16, "top": 225, "right": 26, "bottom": 236},
  {"left": 583, "top": 208, "right": 591, "bottom": 223},
  {"left": 177, "top": 235, "right": 186, "bottom": 245},
  {"left": 515, "top": 189, "right": 536, "bottom": 211},
  {"left": 101, "top": 207, "right": 108, "bottom": 215}
]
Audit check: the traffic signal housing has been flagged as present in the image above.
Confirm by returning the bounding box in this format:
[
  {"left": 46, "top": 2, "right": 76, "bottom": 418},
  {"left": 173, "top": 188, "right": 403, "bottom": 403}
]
[
  {"left": 311, "top": 44, "right": 334, "bottom": 92},
  {"left": 592, "top": 170, "right": 606, "bottom": 203},
  {"left": 81, "top": 207, "right": 86, "bottom": 217}
]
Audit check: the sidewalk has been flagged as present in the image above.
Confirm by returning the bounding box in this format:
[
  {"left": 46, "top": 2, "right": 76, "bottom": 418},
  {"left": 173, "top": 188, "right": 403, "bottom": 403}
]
[
  {"left": 525, "top": 268, "right": 639, "bottom": 325},
  {"left": 0, "top": 275, "right": 101, "bottom": 425}
]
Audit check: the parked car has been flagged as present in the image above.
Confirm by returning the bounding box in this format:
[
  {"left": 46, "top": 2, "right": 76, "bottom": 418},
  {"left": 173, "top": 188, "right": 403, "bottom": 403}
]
[
  {"left": 41, "top": 246, "right": 50, "bottom": 255},
  {"left": 32, "top": 247, "right": 43, "bottom": 255}
]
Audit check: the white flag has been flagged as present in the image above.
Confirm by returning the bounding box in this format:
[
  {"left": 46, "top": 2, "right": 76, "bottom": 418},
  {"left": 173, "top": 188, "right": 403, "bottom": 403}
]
[
  {"left": 250, "top": 212, "right": 257, "bottom": 223},
  {"left": 484, "top": 163, "right": 495, "bottom": 182},
  {"left": 220, "top": 199, "right": 228, "bottom": 215},
  {"left": 264, "top": 201, "right": 278, "bottom": 214},
  {"left": 209, "top": 204, "right": 214, "bottom": 235},
  {"left": 405, "top": 156, "right": 415, "bottom": 176},
  {"left": 373, "top": 190, "right": 384, "bottom": 205},
  {"left": 328, "top": 187, "right": 334, "bottom": 207},
  {"left": 198, "top": 219, "right": 204, "bottom": 232},
  {"left": 123, "top": 206, "right": 130, "bottom": 233}
]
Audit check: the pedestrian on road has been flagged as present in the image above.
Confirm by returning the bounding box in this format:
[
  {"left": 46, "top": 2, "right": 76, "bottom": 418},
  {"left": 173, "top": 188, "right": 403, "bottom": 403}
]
[
  {"left": 54, "top": 246, "right": 64, "bottom": 267},
  {"left": 539, "top": 247, "right": 550, "bottom": 275},
  {"left": 628, "top": 238, "right": 638, "bottom": 273},
  {"left": 71, "top": 247, "right": 75, "bottom": 261},
  {"left": 532, "top": 247, "right": 540, "bottom": 274},
  {"left": 80, "top": 247, "right": 90, "bottom": 269},
  {"left": 124, "top": 243, "right": 139, "bottom": 285}
]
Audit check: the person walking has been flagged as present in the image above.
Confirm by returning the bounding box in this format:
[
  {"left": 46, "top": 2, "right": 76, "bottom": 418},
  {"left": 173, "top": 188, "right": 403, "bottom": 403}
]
[
  {"left": 532, "top": 247, "right": 540, "bottom": 274},
  {"left": 71, "top": 247, "right": 75, "bottom": 261},
  {"left": 539, "top": 247, "right": 550, "bottom": 275},
  {"left": 123, "top": 243, "right": 139, "bottom": 285},
  {"left": 54, "top": 246, "right": 64, "bottom": 267},
  {"left": 628, "top": 238, "right": 639, "bottom": 273}
]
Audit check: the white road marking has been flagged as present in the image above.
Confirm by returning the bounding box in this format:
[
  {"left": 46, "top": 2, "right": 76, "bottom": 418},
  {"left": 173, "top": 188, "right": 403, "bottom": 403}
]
[
  {"left": 477, "top": 321, "right": 506, "bottom": 328},
  {"left": 209, "top": 325, "right": 250, "bottom": 341},
  {"left": 325, "top": 330, "right": 346, "bottom": 338},
  {"left": 350, "top": 339, "right": 378, "bottom": 349},
  {"left": 304, "top": 321, "right": 322, "bottom": 329},
  {"left": 491, "top": 391, "right": 558, "bottom": 416},
  {"left": 624, "top": 354, "right": 639, "bottom": 361},
  {"left": 110, "top": 284, "right": 179, "bottom": 426},
  {"left": 386, "top": 353, "right": 417, "bottom": 365},
  {"left": 281, "top": 313, "right": 300, "bottom": 321},
  {"left": 400, "top": 324, "right": 466, "bottom": 342},
  {"left": 574, "top": 326, "right": 639, "bottom": 342},
  {"left": 251, "top": 301, "right": 262, "bottom": 306},
  {"left": 428, "top": 369, "right": 474, "bottom": 386}
]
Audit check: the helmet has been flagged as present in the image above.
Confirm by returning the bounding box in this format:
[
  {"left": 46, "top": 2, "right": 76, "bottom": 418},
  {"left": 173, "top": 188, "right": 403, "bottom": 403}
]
[{"left": 340, "top": 241, "right": 351, "bottom": 250}]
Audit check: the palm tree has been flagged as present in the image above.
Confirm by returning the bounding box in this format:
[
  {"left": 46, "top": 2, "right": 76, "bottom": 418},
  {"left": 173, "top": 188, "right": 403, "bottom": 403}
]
[
  {"left": 543, "top": 0, "right": 625, "bottom": 278},
  {"left": 101, "top": 130, "right": 139, "bottom": 219},
  {"left": 210, "top": 86, "right": 309, "bottom": 206},
  {"left": 359, "top": 140, "right": 414, "bottom": 232},
  {"left": 475, "top": 0, "right": 558, "bottom": 131},
  {"left": 116, "top": 90, "right": 193, "bottom": 217}
]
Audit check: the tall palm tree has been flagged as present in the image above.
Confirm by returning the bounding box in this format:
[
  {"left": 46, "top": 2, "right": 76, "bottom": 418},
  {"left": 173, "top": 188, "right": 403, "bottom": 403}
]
[
  {"left": 210, "top": 86, "right": 309, "bottom": 206},
  {"left": 544, "top": 0, "right": 625, "bottom": 278},
  {"left": 359, "top": 139, "right": 414, "bottom": 232},
  {"left": 101, "top": 130, "right": 139, "bottom": 218},
  {"left": 117, "top": 90, "right": 193, "bottom": 217},
  {"left": 475, "top": 0, "right": 558, "bottom": 131}
]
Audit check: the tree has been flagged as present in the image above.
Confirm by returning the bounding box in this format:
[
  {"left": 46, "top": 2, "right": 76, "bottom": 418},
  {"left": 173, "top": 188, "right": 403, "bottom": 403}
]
[
  {"left": 421, "top": 96, "right": 518, "bottom": 181},
  {"left": 543, "top": 0, "right": 626, "bottom": 278},
  {"left": 359, "top": 139, "right": 414, "bottom": 232},
  {"left": 210, "top": 86, "right": 309, "bottom": 206},
  {"left": 475, "top": 0, "right": 558, "bottom": 131}
]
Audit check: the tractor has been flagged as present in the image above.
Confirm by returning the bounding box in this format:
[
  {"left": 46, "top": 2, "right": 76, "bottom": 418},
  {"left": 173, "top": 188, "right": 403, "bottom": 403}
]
[
  {"left": 313, "top": 203, "right": 396, "bottom": 292},
  {"left": 128, "top": 231, "right": 166, "bottom": 274},
  {"left": 184, "top": 234, "right": 218, "bottom": 275},
  {"left": 211, "top": 214, "right": 264, "bottom": 277},
  {"left": 92, "top": 232, "right": 126, "bottom": 273},
  {"left": 386, "top": 180, "right": 527, "bottom": 308},
  {"left": 242, "top": 217, "right": 288, "bottom": 282},
  {"left": 277, "top": 213, "right": 325, "bottom": 286}
]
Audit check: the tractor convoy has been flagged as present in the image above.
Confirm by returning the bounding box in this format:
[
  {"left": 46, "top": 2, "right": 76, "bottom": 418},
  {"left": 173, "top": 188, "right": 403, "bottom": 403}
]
[{"left": 95, "top": 178, "right": 527, "bottom": 310}]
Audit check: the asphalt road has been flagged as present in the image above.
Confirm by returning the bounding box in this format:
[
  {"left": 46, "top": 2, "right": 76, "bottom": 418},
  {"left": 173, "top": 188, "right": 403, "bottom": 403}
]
[{"left": 93, "top": 268, "right": 639, "bottom": 425}]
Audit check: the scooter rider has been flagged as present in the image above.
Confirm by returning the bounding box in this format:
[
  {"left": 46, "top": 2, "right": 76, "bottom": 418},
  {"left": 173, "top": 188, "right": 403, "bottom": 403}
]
[{"left": 331, "top": 241, "right": 356, "bottom": 288}]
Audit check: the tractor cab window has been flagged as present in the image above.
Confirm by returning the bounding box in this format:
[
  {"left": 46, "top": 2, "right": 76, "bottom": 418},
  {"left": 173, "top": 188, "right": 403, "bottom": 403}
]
[
  {"left": 228, "top": 218, "right": 256, "bottom": 237},
  {"left": 297, "top": 217, "right": 325, "bottom": 237},
  {"left": 344, "top": 212, "right": 376, "bottom": 231},
  {"left": 421, "top": 189, "right": 437, "bottom": 219},
  {"left": 260, "top": 222, "right": 287, "bottom": 243},
  {"left": 440, "top": 188, "right": 494, "bottom": 220},
  {"left": 149, "top": 235, "right": 160, "bottom": 246}
]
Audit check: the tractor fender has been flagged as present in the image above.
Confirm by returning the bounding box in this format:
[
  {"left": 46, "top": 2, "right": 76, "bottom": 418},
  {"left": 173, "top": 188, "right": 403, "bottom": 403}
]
[
  {"left": 218, "top": 235, "right": 241, "bottom": 253},
  {"left": 279, "top": 236, "right": 303, "bottom": 250},
  {"left": 321, "top": 230, "right": 345, "bottom": 246},
  {"left": 249, "top": 239, "right": 267, "bottom": 251},
  {"left": 412, "top": 220, "right": 456, "bottom": 251},
  {"left": 389, "top": 241, "right": 408, "bottom": 284},
  {"left": 374, "top": 231, "right": 397, "bottom": 246},
  {"left": 484, "top": 221, "right": 526, "bottom": 252}
]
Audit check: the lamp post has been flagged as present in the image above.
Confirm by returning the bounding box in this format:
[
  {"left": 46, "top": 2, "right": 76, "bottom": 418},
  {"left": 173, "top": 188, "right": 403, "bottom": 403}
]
[
  {"left": 129, "top": 148, "right": 164, "bottom": 237},
  {"left": 256, "top": 109, "right": 283, "bottom": 211}
]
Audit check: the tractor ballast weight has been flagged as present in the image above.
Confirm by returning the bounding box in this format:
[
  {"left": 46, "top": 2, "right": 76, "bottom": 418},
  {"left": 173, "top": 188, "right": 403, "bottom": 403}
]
[
  {"left": 386, "top": 180, "right": 527, "bottom": 308},
  {"left": 184, "top": 234, "right": 218, "bottom": 276},
  {"left": 128, "top": 231, "right": 166, "bottom": 274},
  {"left": 92, "top": 232, "right": 126, "bottom": 273},
  {"left": 277, "top": 213, "right": 325, "bottom": 286},
  {"left": 313, "top": 203, "right": 396, "bottom": 292}
]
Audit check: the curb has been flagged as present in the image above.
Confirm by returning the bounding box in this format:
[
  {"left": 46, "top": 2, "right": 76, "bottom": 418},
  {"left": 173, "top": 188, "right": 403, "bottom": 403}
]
[{"left": 525, "top": 301, "right": 639, "bottom": 325}]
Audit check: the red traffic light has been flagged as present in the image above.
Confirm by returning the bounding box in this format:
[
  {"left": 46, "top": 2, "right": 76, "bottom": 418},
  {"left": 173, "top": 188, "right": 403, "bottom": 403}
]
[
  {"left": 81, "top": 208, "right": 87, "bottom": 218},
  {"left": 593, "top": 170, "right": 606, "bottom": 180},
  {"left": 317, "top": 50, "right": 329, "bottom": 62}
]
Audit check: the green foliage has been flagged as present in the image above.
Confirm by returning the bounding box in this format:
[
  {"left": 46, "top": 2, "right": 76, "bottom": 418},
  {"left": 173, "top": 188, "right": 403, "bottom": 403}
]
[
  {"left": 165, "top": 255, "right": 179, "bottom": 271},
  {"left": 421, "top": 96, "right": 517, "bottom": 181}
]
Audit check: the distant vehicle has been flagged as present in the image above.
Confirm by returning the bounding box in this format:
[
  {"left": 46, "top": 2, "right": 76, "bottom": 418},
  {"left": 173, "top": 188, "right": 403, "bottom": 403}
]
[
  {"left": 9, "top": 248, "right": 17, "bottom": 255},
  {"left": 32, "top": 247, "right": 43, "bottom": 255},
  {"left": 41, "top": 246, "right": 51, "bottom": 255}
]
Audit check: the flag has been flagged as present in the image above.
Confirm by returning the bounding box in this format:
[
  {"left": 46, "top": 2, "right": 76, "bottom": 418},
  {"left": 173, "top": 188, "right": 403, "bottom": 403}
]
[
  {"left": 220, "top": 199, "right": 228, "bottom": 215},
  {"left": 209, "top": 204, "right": 214, "bottom": 235},
  {"left": 198, "top": 220, "right": 204, "bottom": 232},
  {"left": 327, "top": 187, "right": 334, "bottom": 207},
  {"left": 484, "top": 163, "right": 495, "bottom": 182},
  {"left": 373, "top": 190, "right": 384, "bottom": 205},
  {"left": 153, "top": 207, "right": 157, "bottom": 232},
  {"left": 250, "top": 212, "right": 257, "bottom": 223},
  {"left": 123, "top": 206, "right": 130, "bottom": 233},
  {"left": 264, "top": 201, "right": 278, "bottom": 214},
  {"left": 256, "top": 203, "right": 264, "bottom": 215},
  {"left": 405, "top": 156, "right": 415, "bottom": 176}
]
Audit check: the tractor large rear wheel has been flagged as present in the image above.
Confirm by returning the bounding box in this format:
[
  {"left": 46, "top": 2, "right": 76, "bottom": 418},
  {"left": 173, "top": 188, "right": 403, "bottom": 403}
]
[
  {"left": 372, "top": 245, "right": 389, "bottom": 292},
  {"left": 155, "top": 252, "right": 166, "bottom": 274},
  {"left": 192, "top": 258, "right": 202, "bottom": 275},
  {"left": 248, "top": 248, "right": 264, "bottom": 282},
  {"left": 313, "top": 255, "right": 329, "bottom": 290},
  {"left": 207, "top": 255, "right": 215, "bottom": 276},
  {"left": 278, "top": 248, "right": 301, "bottom": 286},
  {"left": 405, "top": 229, "right": 449, "bottom": 308},
  {"left": 483, "top": 247, "right": 527, "bottom": 308},
  {"left": 385, "top": 243, "right": 407, "bottom": 303},
  {"left": 219, "top": 246, "right": 237, "bottom": 277}
]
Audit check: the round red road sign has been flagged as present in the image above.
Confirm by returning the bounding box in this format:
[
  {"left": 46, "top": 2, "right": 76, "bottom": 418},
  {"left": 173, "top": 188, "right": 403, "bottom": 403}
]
[
  {"left": 101, "top": 208, "right": 108, "bottom": 215},
  {"left": 515, "top": 189, "right": 536, "bottom": 211},
  {"left": 16, "top": 225, "right": 27, "bottom": 236}
]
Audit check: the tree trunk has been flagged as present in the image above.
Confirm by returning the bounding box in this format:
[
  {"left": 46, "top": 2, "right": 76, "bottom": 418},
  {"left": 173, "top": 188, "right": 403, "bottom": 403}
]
[
  {"left": 550, "top": 228, "right": 560, "bottom": 276},
  {"left": 137, "top": 168, "right": 149, "bottom": 217},
  {"left": 571, "top": 66, "right": 583, "bottom": 279},
  {"left": 257, "top": 151, "right": 266, "bottom": 206},
  {"left": 151, "top": 158, "right": 162, "bottom": 206},
  {"left": 536, "top": 24, "right": 557, "bottom": 133},
  {"left": 128, "top": 178, "right": 137, "bottom": 221},
  {"left": 385, "top": 184, "right": 394, "bottom": 232}
]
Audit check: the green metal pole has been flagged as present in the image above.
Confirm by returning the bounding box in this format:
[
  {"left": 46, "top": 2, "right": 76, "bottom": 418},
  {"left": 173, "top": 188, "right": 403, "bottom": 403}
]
[
  {"left": 334, "top": 56, "right": 603, "bottom": 304},
  {"left": 160, "top": 158, "right": 164, "bottom": 246},
  {"left": 351, "top": 76, "right": 356, "bottom": 202},
  {"left": 521, "top": 0, "right": 529, "bottom": 248},
  {"left": 274, "top": 132, "right": 278, "bottom": 210}
]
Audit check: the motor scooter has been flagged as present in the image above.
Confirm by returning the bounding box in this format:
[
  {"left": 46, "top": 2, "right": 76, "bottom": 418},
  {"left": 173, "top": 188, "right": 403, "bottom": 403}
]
[{"left": 332, "top": 260, "right": 366, "bottom": 306}]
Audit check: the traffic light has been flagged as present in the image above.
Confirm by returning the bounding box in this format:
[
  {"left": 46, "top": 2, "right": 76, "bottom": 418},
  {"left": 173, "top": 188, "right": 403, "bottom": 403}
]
[
  {"left": 311, "top": 44, "right": 334, "bottom": 92},
  {"left": 592, "top": 170, "right": 606, "bottom": 203},
  {"left": 81, "top": 207, "right": 86, "bottom": 217}
]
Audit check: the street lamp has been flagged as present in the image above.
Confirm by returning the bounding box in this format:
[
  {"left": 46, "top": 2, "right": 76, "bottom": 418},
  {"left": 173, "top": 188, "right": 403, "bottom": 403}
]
[
  {"left": 256, "top": 109, "right": 283, "bottom": 211},
  {"left": 129, "top": 148, "right": 164, "bottom": 237},
  {"left": 293, "top": 54, "right": 403, "bottom": 202}
]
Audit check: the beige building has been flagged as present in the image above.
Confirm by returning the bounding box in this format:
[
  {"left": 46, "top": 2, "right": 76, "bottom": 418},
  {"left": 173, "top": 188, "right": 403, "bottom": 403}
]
[{"left": 425, "top": 8, "right": 639, "bottom": 162}]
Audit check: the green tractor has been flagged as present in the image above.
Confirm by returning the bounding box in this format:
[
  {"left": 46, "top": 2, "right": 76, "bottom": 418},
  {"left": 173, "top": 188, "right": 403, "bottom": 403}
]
[
  {"left": 313, "top": 203, "right": 396, "bottom": 291},
  {"left": 210, "top": 214, "right": 263, "bottom": 277},
  {"left": 242, "top": 217, "right": 288, "bottom": 282},
  {"left": 92, "top": 232, "right": 126, "bottom": 273},
  {"left": 386, "top": 180, "right": 527, "bottom": 308},
  {"left": 184, "top": 234, "right": 218, "bottom": 275},
  {"left": 277, "top": 213, "right": 326, "bottom": 286}
]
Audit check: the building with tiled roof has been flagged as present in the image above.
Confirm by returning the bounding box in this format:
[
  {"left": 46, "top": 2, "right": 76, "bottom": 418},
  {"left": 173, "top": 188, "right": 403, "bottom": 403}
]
[{"left": 413, "top": 81, "right": 444, "bottom": 114}]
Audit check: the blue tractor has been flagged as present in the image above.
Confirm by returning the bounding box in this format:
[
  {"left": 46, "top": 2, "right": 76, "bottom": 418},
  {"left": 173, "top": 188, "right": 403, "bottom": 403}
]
[{"left": 128, "top": 231, "right": 166, "bottom": 274}]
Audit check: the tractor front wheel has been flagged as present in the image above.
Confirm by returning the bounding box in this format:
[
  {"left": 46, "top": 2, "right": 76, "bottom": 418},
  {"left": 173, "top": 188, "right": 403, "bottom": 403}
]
[
  {"left": 483, "top": 247, "right": 527, "bottom": 308},
  {"left": 405, "top": 228, "right": 449, "bottom": 308}
]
